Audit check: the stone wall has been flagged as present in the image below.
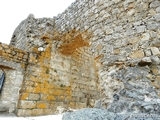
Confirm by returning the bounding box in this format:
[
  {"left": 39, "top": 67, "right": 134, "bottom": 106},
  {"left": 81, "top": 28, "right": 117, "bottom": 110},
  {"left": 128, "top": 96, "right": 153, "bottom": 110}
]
[
  {"left": 15, "top": 38, "right": 100, "bottom": 116},
  {"left": 10, "top": 14, "right": 55, "bottom": 52},
  {"left": 0, "top": 40, "right": 100, "bottom": 117},
  {"left": 4, "top": 0, "right": 160, "bottom": 116},
  {"left": 0, "top": 43, "right": 28, "bottom": 113},
  {"left": 8, "top": 11, "right": 100, "bottom": 116},
  {"left": 52, "top": 0, "right": 160, "bottom": 114}
]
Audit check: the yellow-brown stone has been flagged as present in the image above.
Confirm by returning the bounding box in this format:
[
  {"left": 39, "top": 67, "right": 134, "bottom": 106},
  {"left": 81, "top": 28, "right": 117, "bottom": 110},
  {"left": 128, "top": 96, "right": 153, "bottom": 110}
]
[{"left": 129, "top": 50, "right": 144, "bottom": 58}]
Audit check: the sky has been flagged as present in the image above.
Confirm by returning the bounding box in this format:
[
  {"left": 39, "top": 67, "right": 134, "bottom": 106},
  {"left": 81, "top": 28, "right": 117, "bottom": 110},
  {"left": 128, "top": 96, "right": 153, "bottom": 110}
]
[{"left": 0, "top": 0, "right": 75, "bottom": 44}]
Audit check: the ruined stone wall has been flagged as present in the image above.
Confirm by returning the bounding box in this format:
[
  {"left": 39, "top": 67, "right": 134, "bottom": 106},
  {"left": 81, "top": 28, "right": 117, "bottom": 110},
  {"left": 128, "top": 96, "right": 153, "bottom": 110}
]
[
  {"left": 10, "top": 14, "right": 55, "bottom": 52},
  {"left": 15, "top": 39, "right": 100, "bottom": 116},
  {"left": 50, "top": 39, "right": 100, "bottom": 108},
  {"left": 6, "top": 0, "right": 160, "bottom": 116},
  {"left": 0, "top": 43, "right": 28, "bottom": 113},
  {"left": 53, "top": 0, "right": 160, "bottom": 114},
  {"left": 8, "top": 6, "right": 100, "bottom": 116}
]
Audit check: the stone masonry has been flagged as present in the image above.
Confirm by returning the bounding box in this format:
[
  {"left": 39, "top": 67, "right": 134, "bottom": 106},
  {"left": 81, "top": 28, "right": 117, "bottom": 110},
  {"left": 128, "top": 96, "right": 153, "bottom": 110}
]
[
  {"left": 0, "top": 0, "right": 160, "bottom": 117},
  {"left": 0, "top": 43, "right": 28, "bottom": 113}
]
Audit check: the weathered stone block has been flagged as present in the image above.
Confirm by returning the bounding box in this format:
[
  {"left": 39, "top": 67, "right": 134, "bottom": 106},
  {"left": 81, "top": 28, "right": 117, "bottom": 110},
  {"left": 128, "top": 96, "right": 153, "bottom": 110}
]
[
  {"left": 144, "top": 49, "right": 152, "bottom": 56},
  {"left": 69, "top": 102, "right": 76, "bottom": 109},
  {"left": 0, "top": 45, "right": 2, "bottom": 50},
  {"left": 150, "top": 1, "right": 160, "bottom": 8},
  {"left": 0, "top": 103, "right": 9, "bottom": 112},
  {"left": 20, "top": 101, "right": 36, "bottom": 109},
  {"left": 43, "top": 109, "right": 53, "bottom": 115},
  {"left": 151, "top": 66, "right": 160, "bottom": 75},
  {"left": 14, "top": 74, "right": 24, "bottom": 86},
  {"left": 141, "top": 33, "right": 150, "bottom": 41},
  {"left": 2, "top": 44, "right": 9, "bottom": 49},
  {"left": 129, "top": 50, "right": 144, "bottom": 58},
  {"left": 151, "top": 56, "right": 160, "bottom": 64},
  {"left": 54, "top": 96, "right": 65, "bottom": 101},
  {"left": 5, "top": 48, "right": 11, "bottom": 53},
  {"left": 156, "top": 76, "right": 160, "bottom": 82},
  {"left": 29, "top": 93, "right": 40, "bottom": 100},
  {"left": 28, "top": 53, "right": 37, "bottom": 64},
  {"left": 154, "top": 13, "right": 160, "bottom": 22},
  {"left": 156, "top": 6, "right": 160, "bottom": 12},
  {"left": 53, "top": 102, "right": 64, "bottom": 107},
  {"left": 147, "top": 22, "right": 159, "bottom": 30},
  {"left": 53, "top": 90, "right": 62, "bottom": 96},
  {"left": 135, "top": 25, "right": 146, "bottom": 33},
  {"left": 88, "top": 99, "right": 95, "bottom": 107},
  {"left": 76, "top": 103, "right": 86, "bottom": 109},
  {"left": 79, "top": 97, "right": 87, "bottom": 103},
  {"left": 36, "top": 101, "right": 48, "bottom": 109},
  {"left": 105, "top": 27, "right": 114, "bottom": 35},
  {"left": 31, "top": 109, "right": 44, "bottom": 116},
  {"left": 20, "top": 93, "right": 29, "bottom": 100},
  {"left": 151, "top": 47, "right": 160, "bottom": 55}
]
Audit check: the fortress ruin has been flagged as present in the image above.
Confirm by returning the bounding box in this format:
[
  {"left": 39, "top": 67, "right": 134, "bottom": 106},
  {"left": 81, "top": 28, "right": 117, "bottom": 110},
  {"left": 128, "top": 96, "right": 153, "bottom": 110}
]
[{"left": 0, "top": 0, "right": 160, "bottom": 117}]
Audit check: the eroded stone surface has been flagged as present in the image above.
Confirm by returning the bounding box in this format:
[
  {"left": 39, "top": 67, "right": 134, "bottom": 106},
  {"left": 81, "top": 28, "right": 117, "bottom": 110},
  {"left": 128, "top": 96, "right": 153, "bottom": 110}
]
[{"left": 1, "top": 0, "right": 160, "bottom": 117}]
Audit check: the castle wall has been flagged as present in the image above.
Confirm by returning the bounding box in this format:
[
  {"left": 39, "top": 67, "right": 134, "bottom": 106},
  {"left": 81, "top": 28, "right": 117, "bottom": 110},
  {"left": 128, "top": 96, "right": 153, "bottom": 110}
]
[
  {"left": 10, "top": 14, "right": 55, "bottom": 52},
  {"left": 8, "top": 5, "right": 100, "bottom": 117},
  {"left": 3, "top": 0, "right": 160, "bottom": 116},
  {"left": 0, "top": 43, "right": 28, "bottom": 113},
  {"left": 53, "top": 0, "right": 160, "bottom": 113},
  {"left": 15, "top": 38, "right": 100, "bottom": 116}
]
